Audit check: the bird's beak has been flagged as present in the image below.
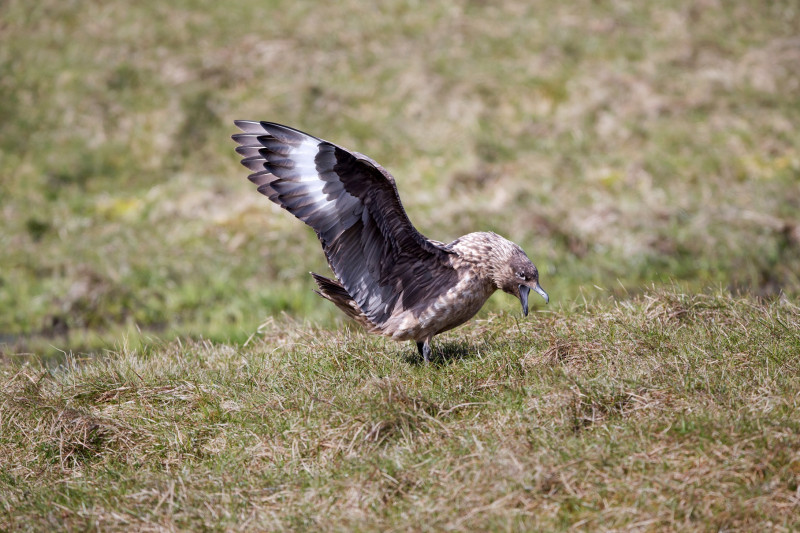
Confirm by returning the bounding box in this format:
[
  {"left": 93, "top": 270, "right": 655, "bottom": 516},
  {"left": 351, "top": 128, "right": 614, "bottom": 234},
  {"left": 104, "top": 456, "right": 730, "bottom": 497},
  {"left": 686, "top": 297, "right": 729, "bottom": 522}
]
[
  {"left": 519, "top": 285, "right": 530, "bottom": 317},
  {"left": 532, "top": 282, "right": 549, "bottom": 305},
  {"left": 520, "top": 282, "right": 549, "bottom": 317}
]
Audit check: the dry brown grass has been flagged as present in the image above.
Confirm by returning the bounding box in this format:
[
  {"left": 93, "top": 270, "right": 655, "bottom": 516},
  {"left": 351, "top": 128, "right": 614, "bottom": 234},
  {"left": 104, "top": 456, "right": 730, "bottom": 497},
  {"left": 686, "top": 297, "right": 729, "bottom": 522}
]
[{"left": 2, "top": 289, "right": 799, "bottom": 530}]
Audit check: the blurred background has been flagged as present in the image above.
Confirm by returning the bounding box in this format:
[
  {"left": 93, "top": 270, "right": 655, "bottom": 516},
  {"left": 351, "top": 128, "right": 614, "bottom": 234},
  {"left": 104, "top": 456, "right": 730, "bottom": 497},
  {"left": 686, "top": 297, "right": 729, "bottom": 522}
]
[{"left": 1, "top": 0, "right": 799, "bottom": 358}]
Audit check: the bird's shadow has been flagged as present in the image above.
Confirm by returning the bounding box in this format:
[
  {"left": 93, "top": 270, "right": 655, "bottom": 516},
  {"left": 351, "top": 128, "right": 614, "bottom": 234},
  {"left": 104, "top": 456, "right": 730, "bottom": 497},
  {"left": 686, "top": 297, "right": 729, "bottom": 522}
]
[{"left": 401, "top": 339, "right": 505, "bottom": 367}]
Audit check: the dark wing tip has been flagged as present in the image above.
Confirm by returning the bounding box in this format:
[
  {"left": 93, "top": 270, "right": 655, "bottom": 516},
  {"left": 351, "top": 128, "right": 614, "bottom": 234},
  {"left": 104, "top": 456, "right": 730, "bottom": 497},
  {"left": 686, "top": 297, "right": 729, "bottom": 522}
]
[
  {"left": 241, "top": 155, "right": 267, "bottom": 172},
  {"left": 247, "top": 170, "right": 273, "bottom": 185},
  {"left": 235, "top": 145, "right": 262, "bottom": 157},
  {"left": 259, "top": 123, "right": 309, "bottom": 145},
  {"left": 232, "top": 132, "right": 262, "bottom": 145},
  {"left": 234, "top": 120, "right": 264, "bottom": 133},
  {"left": 256, "top": 183, "right": 277, "bottom": 197}
]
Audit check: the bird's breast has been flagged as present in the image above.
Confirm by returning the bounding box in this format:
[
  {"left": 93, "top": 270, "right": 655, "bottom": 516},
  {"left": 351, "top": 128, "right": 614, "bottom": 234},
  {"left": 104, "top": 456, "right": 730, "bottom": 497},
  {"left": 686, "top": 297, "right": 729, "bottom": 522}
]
[{"left": 385, "top": 272, "right": 496, "bottom": 341}]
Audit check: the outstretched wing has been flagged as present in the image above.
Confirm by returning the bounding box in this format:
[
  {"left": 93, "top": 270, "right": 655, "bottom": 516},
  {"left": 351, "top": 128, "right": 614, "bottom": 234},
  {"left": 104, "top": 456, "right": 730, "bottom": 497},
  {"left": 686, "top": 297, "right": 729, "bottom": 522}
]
[{"left": 232, "top": 121, "right": 457, "bottom": 327}]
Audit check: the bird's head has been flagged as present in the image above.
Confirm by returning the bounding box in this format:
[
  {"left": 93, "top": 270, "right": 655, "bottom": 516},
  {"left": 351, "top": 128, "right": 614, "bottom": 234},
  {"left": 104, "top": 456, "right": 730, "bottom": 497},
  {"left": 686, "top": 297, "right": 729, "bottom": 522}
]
[{"left": 495, "top": 246, "right": 549, "bottom": 316}]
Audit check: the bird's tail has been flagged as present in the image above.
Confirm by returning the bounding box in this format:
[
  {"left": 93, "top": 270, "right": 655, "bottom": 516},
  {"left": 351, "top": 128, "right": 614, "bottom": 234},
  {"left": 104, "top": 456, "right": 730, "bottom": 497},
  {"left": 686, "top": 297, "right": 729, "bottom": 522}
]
[{"left": 310, "top": 273, "right": 377, "bottom": 331}]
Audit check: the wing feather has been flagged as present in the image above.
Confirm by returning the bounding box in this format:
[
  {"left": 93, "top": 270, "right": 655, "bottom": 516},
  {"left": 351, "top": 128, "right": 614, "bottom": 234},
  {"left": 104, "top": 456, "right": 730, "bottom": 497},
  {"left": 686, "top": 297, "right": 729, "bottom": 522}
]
[{"left": 232, "top": 120, "right": 457, "bottom": 327}]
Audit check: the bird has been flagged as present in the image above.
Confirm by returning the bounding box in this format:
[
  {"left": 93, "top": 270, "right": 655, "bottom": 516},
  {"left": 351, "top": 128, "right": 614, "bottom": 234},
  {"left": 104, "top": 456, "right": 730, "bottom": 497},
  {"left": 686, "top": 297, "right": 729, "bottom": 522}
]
[{"left": 232, "top": 121, "right": 549, "bottom": 363}]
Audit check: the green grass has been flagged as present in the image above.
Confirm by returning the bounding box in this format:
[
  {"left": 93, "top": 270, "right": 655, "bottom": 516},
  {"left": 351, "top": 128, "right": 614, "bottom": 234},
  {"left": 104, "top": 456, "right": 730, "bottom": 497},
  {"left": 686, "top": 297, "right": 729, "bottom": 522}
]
[
  {"left": 2, "top": 0, "right": 800, "bottom": 529},
  {"left": 2, "top": 289, "right": 799, "bottom": 530},
  {"left": 2, "top": 0, "right": 799, "bottom": 356}
]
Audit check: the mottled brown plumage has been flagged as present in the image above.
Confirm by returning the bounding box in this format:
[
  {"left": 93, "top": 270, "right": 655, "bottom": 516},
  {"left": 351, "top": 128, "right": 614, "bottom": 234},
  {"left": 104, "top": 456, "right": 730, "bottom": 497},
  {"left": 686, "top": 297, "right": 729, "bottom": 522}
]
[{"left": 232, "top": 121, "right": 548, "bottom": 362}]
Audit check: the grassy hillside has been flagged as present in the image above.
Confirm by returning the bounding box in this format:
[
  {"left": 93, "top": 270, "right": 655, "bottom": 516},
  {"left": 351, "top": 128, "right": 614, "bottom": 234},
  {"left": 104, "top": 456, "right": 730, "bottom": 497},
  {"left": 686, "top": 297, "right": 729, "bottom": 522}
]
[
  {"left": 2, "top": 0, "right": 800, "bottom": 529},
  {"left": 2, "top": 289, "right": 799, "bottom": 530},
  {"left": 1, "top": 0, "right": 799, "bottom": 356}
]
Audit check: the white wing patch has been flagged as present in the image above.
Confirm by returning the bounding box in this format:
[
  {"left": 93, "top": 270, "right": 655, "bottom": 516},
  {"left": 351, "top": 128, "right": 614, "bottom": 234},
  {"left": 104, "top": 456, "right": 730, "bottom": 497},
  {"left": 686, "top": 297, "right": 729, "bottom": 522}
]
[{"left": 232, "top": 121, "right": 363, "bottom": 243}]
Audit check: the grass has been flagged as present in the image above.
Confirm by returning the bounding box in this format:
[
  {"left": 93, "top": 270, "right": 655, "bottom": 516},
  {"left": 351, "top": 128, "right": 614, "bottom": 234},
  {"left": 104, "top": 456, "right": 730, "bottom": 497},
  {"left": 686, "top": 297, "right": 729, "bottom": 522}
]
[
  {"left": 2, "top": 0, "right": 799, "bottom": 356},
  {"left": 2, "top": 0, "right": 800, "bottom": 529},
  {"left": 2, "top": 288, "right": 799, "bottom": 530}
]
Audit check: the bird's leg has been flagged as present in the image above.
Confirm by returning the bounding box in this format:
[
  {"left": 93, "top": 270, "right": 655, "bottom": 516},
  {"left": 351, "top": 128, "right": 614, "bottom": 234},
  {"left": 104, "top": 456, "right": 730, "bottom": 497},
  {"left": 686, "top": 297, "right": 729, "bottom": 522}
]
[{"left": 416, "top": 340, "right": 432, "bottom": 364}]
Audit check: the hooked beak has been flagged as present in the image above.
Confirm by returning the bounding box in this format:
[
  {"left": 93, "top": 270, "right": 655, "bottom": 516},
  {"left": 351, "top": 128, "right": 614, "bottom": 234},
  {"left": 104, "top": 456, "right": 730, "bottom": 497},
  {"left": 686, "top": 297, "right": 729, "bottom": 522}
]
[
  {"left": 519, "top": 282, "right": 549, "bottom": 317},
  {"left": 533, "top": 282, "right": 549, "bottom": 305}
]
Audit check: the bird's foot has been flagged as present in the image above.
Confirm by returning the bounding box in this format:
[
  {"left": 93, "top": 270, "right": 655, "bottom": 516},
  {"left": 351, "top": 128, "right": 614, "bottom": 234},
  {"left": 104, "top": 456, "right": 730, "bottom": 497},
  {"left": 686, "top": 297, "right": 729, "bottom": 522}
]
[{"left": 416, "top": 340, "right": 432, "bottom": 364}]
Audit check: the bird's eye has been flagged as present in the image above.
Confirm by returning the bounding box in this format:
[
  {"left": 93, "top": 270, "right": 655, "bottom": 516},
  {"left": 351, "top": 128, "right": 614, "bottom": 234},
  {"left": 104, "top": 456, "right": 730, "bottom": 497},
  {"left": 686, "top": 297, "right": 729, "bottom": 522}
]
[{"left": 516, "top": 272, "right": 526, "bottom": 281}]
